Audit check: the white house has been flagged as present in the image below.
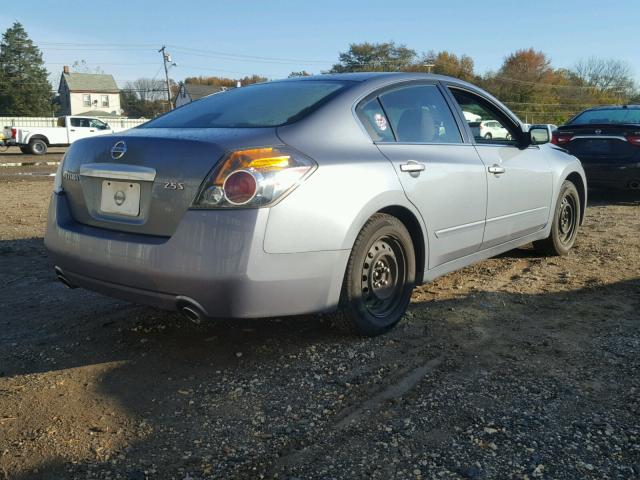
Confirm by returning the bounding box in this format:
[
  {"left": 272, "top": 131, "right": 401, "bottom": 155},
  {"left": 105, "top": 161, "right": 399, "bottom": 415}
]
[
  {"left": 174, "top": 82, "right": 226, "bottom": 108},
  {"left": 57, "top": 66, "right": 121, "bottom": 116}
]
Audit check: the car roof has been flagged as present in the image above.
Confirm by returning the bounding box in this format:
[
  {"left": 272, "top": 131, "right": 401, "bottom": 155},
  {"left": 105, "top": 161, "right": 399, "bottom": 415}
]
[
  {"left": 273, "top": 71, "right": 467, "bottom": 84},
  {"left": 581, "top": 104, "right": 640, "bottom": 111}
]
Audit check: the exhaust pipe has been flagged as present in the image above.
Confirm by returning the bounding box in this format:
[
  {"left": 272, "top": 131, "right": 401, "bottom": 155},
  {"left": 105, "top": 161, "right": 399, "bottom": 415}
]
[
  {"left": 54, "top": 267, "right": 77, "bottom": 289},
  {"left": 180, "top": 305, "right": 202, "bottom": 323},
  {"left": 176, "top": 298, "right": 206, "bottom": 323}
]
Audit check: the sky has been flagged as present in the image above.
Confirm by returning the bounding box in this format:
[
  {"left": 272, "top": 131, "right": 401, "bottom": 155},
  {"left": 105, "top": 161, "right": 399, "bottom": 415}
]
[{"left": 1, "top": 0, "right": 638, "bottom": 88}]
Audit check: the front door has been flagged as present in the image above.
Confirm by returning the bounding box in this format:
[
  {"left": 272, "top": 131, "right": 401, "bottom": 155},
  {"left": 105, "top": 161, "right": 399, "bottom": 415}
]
[
  {"left": 447, "top": 87, "right": 553, "bottom": 249},
  {"left": 358, "top": 83, "right": 487, "bottom": 268},
  {"left": 68, "top": 117, "right": 95, "bottom": 143}
]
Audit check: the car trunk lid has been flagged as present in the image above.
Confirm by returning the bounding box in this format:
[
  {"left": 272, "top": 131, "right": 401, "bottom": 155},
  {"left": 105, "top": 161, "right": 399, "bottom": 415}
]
[
  {"left": 557, "top": 123, "right": 640, "bottom": 162},
  {"left": 60, "top": 127, "right": 280, "bottom": 237}
]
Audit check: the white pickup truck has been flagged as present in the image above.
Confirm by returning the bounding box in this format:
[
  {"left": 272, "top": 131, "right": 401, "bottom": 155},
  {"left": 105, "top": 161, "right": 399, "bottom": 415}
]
[{"left": 8, "top": 116, "right": 117, "bottom": 155}]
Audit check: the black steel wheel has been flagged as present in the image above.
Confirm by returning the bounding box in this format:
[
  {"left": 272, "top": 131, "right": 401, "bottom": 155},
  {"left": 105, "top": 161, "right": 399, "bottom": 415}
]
[
  {"left": 534, "top": 180, "right": 581, "bottom": 256},
  {"left": 333, "top": 213, "right": 416, "bottom": 336}
]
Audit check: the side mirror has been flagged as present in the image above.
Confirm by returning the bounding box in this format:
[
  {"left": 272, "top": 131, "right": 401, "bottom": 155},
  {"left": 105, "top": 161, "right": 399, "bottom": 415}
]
[{"left": 529, "top": 125, "right": 550, "bottom": 145}]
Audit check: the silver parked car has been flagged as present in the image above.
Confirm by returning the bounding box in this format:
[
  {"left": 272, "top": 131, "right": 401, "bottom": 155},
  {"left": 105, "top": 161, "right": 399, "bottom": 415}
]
[{"left": 45, "top": 73, "right": 586, "bottom": 336}]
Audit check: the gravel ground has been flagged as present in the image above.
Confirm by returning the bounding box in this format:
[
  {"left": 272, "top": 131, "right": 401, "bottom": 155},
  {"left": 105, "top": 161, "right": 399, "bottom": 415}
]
[{"left": 0, "top": 172, "right": 638, "bottom": 479}]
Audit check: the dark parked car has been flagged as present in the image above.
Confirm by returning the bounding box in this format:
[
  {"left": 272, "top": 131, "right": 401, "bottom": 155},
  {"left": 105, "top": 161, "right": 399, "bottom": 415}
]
[{"left": 553, "top": 105, "right": 640, "bottom": 190}]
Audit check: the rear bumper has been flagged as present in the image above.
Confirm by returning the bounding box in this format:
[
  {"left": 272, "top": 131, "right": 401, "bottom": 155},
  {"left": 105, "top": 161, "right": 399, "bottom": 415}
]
[
  {"left": 582, "top": 162, "right": 640, "bottom": 189},
  {"left": 44, "top": 193, "right": 349, "bottom": 318}
]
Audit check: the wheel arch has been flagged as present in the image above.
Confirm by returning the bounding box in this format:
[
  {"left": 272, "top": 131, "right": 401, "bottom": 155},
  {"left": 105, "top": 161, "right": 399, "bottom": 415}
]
[
  {"left": 565, "top": 171, "right": 586, "bottom": 225},
  {"left": 29, "top": 134, "right": 50, "bottom": 145},
  {"left": 376, "top": 205, "right": 426, "bottom": 284}
]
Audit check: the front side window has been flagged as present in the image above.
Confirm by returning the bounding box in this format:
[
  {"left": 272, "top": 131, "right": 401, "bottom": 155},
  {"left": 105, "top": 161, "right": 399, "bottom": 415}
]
[
  {"left": 450, "top": 88, "right": 518, "bottom": 145},
  {"left": 90, "top": 119, "right": 108, "bottom": 129},
  {"left": 142, "top": 80, "right": 353, "bottom": 128},
  {"left": 82, "top": 94, "right": 91, "bottom": 107},
  {"left": 101, "top": 95, "right": 109, "bottom": 107},
  {"left": 378, "top": 84, "right": 462, "bottom": 144}
]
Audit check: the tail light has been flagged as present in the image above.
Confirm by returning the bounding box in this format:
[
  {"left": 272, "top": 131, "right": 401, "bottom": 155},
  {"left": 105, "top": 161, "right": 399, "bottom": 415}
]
[
  {"left": 626, "top": 134, "right": 640, "bottom": 146},
  {"left": 192, "top": 146, "right": 317, "bottom": 209},
  {"left": 551, "top": 132, "right": 572, "bottom": 146},
  {"left": 10, "top": 127, "right": 16, "bottom": 139}
]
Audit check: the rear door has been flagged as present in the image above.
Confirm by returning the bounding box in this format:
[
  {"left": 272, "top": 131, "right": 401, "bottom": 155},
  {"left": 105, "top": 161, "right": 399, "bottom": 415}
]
[
  {"left": 361, "top": 82, "right": 488, "bottom": 268},
  {"left": 446, "top": 86, "right": 553, "bottom": 249}
]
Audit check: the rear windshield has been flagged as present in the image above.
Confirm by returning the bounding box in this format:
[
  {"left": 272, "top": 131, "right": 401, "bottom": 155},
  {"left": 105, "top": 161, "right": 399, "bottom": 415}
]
[
  {"left": 142, "top": 80, "right": 352, "bottom": 128},
  {"left": 569, "top": 108, "right": 640, "bottom": 125}
]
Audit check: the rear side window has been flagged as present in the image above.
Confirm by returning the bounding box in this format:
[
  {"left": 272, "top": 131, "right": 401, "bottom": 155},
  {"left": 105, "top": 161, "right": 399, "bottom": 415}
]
[
  {"left": 356, "top": 97, "right": 394, "bottom": 142},
  {"left": 142, "top": 80, "right": 352, "bottom": 128},
  {"left": 569, "top": 108, "right": 640, "bottom": 125},
  {"left": 378, "top": 85, "right": 462, "bottom": 144}
]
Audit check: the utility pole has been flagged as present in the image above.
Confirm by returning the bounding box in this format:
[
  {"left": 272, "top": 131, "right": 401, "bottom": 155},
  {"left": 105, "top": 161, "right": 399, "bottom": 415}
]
[{"left": 159, "top": 45, "right": 173, "bottom": 110}]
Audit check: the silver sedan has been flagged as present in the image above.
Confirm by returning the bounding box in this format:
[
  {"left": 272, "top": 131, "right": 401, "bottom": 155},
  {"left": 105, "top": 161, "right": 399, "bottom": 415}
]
[{"left": 45, "top": 73, "right": 586, "bottom": 336}]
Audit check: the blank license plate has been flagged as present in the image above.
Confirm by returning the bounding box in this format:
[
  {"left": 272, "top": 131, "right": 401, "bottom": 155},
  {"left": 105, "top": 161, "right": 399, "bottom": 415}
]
[
  {"left": 587, "top": 139, "right": 611, "bottom": 154},
  {"left": 100, "top": 180, "right": 140, "bottom": 216}
]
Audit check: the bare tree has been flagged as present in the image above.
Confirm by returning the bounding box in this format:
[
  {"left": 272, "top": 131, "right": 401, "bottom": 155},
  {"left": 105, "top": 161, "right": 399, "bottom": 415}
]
[
  {"left": 71, "top": 60, "right": 104, "bottom": 75},
  {"left": 123, "top": 78, "right": 166, "bottom": 102},
  {"left": 573, "top": 57, "right": 636, "bottom": 94}
]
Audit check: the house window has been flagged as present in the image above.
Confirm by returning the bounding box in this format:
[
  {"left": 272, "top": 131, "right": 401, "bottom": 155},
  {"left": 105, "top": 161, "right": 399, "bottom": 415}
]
[
  {"left": 101, "top": 95, "right": 109, "bottom": 107},
  {"left": 83, "top": 94, "right": 91, "bottom": 107}
]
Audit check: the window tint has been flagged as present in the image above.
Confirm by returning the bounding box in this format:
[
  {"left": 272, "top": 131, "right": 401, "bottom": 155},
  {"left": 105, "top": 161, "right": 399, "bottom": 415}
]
[
  {"left": 356, "top": 97, "right": 394, "bottom": 142},
  {"left": 70, "top": 118, "right": 81, "bottom": 127},
  {"left": 450, "top": 89, "right": 518, "bottom": 145},
  {"left": 378, "top": 85, "right": 462, "bottom": 144},
  {"left": 569, "top": 108, "right": 640, "bottom": 125},
  {"left": 142, "top": 80, "right": 352, "bottom": 128}
]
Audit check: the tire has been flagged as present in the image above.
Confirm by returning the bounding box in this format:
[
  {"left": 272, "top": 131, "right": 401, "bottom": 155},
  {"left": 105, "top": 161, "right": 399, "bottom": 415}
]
[
  {"left": 484, "top": 133, "right": 492, "bottom": 139},
  {"left": 333, "top": 213, "right": 416, "bottom": 336},
  {"left": 28, "top": 138, "right": 47, "bottom": 155},
  {"left": 533, "top": 180, "right": 580, "bottom": 256},
  {"left": 19, "top": 146, "right": 29, "bottom": 154}
]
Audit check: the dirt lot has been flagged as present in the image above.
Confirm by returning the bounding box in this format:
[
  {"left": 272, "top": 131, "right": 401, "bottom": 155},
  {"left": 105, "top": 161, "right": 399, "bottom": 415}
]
[{"left": 0, "top": 166, "right": 639, "bottom": 479}]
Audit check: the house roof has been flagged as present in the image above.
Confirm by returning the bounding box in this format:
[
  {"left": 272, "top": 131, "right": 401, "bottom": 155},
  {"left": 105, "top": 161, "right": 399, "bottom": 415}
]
[
  {"left": 183, "top": 83, "right": 226, "bottom": 100},
  {"left": 76, "top": 110, "right": 120, "bottom": 117},
  {"left": 60, "top": 72, "right": 119, "bottom": 93}
]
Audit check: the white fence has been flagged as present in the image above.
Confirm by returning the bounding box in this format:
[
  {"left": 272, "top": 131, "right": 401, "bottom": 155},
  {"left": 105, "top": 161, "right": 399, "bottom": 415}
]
[{"left": 0, "top": 116, "right": 148, "bottom": 129}]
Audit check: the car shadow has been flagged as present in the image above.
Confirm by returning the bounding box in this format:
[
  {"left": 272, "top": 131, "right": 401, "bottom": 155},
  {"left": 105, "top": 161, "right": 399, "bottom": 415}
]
[{"left": 2, "top": 238, "right": 639, "bottom": 478}]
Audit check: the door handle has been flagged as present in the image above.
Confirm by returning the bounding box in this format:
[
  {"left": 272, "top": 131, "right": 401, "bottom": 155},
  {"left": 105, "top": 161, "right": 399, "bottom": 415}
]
[
  {"left": 70, "top": 129, "right": 76, "bottom": 132},
  {"left": 400, "top": 162, "right": 426, "bottom": 173},
  {"left": 90, "top": 129, "right": 95, "bottom": 132},
  {"left": 488, "top": 164, "right": 506, "bottom": 175}
]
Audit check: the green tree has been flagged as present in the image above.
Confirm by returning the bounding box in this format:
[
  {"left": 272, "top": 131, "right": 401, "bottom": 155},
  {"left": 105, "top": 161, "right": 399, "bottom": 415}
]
[
  {"left": 330, "top": 42, "right": 417, "bottom": 72},
  {"left": 423, "top": 50, "right": 476, "bottom": 81},
  {"left": 120, "top": 87, "right": 167, "bottom": 118},
  {"left": 0, "top": 22, "right": 52, "bottom": 116}
]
